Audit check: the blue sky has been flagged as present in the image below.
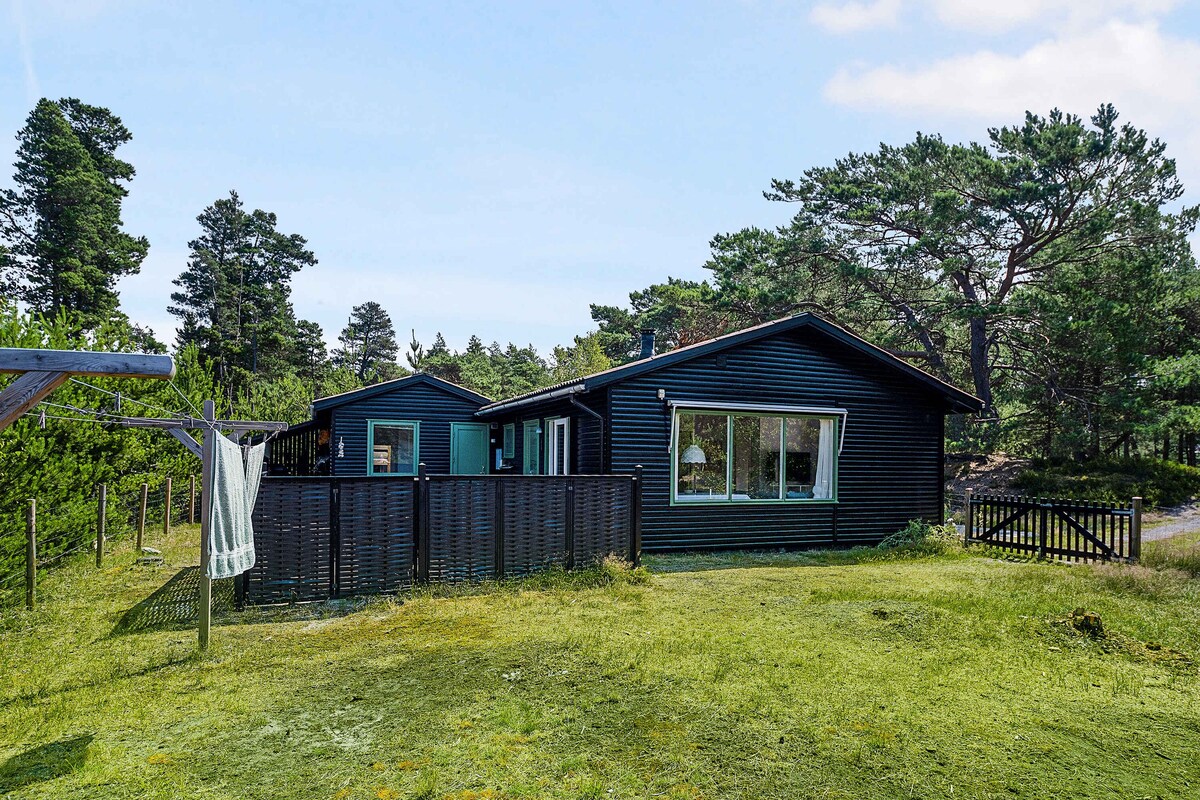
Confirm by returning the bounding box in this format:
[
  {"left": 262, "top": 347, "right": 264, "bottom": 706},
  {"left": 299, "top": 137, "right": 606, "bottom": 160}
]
[{"left": 4, "top": 0, "right": 1200, "bottom": 354}]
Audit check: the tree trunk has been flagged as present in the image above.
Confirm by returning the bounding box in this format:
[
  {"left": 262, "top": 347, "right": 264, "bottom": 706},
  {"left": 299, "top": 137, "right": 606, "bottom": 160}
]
[{"left": 967, "top": 315, "right": 993, "bottom": 417}]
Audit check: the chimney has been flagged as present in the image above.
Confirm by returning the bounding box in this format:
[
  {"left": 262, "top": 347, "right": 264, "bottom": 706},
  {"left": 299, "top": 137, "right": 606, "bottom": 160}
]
[{"left": 639, "top": 328, "right": 656, "bottom": 360}]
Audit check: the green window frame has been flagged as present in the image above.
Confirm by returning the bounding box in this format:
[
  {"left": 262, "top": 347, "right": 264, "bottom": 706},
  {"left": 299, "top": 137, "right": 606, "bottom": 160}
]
[
  {"left": 670, "top": 408, "right": 840, "bottom": 505},
  {"left": 502, "top": 423, "right": 516, "bottom": 459},
  {"left": 522, "top": 420, "right": 542, "bottom": 474},
  {"left": 366, "top": 419, "right": 420, "bottom": 476}
]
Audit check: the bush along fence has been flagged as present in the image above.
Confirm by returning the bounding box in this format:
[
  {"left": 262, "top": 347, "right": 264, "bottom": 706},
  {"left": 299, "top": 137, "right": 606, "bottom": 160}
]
[
  {"left": 3, "top": 474, "right": 199, "bottom": 609},
  {"left": 241, "top": 464, "right": 642, "bottom": 605},
  {"left": 964, "top": 490, "right": 1142, "bottom": 562}
]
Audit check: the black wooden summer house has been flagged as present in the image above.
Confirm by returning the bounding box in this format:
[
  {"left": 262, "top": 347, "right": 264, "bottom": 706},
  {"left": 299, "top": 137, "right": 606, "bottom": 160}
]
[{"left": 267, "top": 314, "right": 981, "bottom": 552}]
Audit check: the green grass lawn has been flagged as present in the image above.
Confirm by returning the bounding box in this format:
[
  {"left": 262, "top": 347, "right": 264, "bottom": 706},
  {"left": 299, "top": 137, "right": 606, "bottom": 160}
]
[{"left": 2, "top": 527, "right": 1199, "bottom": 800}]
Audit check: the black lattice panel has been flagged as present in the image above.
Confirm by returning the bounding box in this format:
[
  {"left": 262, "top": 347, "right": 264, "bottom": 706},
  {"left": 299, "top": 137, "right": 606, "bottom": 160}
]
[
  {"left": 503, "top": 478, "right": 568, "bottom": 576},
  {"left": 338, "top": 479, "right": 415, "bottom": 595},
  {"left": 248, "top": 480, "right": 332, "bottom": 603},
  {"left": 573, "top": 478, "right": 632, "bottom": 566},
  {"left": 428, "top": 479, "right": 495, "bottom": 582}
]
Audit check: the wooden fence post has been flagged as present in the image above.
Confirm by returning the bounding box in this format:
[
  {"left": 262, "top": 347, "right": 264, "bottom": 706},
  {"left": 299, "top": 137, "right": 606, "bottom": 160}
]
[
  {"left": 963, "top": 488, "right": 973, "bottom": 547},
  {"left": 198, "top": 401, "right": 215, "bottom": 650},
  {"left": 565, "top": 479, "right": 576, "bottom": 571},
  {"left": 96, "top": 483, "right": 106, "bottom": 568},
  {"left": 416, "top": 463, "right": 430, "bottom": 583},
  {"left": 189, "top": 474, "right": 196, "bottom": 523},
  {"left": 1037, "top": 500, "right": 1048, "bottom": 559},
  {"left": 137, "top": 482, "right": 148, "bottom": 550},
  {"left": 1131, "top": 497, "right": 1143, "bottom": 562},
  {"left": 25, "top": 499, "right": 35, "bottom": 610},
  {"left": 163, "top": 476, "right": 173, "bottom": 537},
  {"left": 629, "top": 465, "right": 643, "bottom": 567},
  {"left": 493, "top": 478, "right": 505, "bottom": 580}
]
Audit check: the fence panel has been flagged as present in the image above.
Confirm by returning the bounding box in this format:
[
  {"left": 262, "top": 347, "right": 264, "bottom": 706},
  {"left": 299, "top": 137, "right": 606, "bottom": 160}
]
[
  {"left": 966, "top": 493, "right": 1139, "bottom": 562},
  {"left": 572, "top": 477, "right": 633, "bottom": 567},
  {"left": 502, "top": 478, "right": 569, "bottom": 577},
  {"left": 428, "top": 478, "right": 496, "bottom": 583},
  {"left": 245, "top": 473, "right": 637, "bottom": 603},
  {"left": 338, "top": 478, "right": 415, "bottom": 596},
  {"left": 247, "top": 479, "right": 332, "bottom": 603}
]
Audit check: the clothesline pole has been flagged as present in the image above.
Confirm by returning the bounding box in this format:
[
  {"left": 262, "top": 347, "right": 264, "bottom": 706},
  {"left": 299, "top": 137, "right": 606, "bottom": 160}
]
[{"left": 198, "top": 399, "right": 215, "bottom": 651}]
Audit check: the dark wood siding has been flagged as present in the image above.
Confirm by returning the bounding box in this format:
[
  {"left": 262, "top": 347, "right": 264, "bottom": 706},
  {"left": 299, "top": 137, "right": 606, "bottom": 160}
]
[
  {"left": 491, "top": 393, "right": 607, "bottom": 475},
  {"left": 330, "top": 383, "right": 484, "bottom": 476},
  {"left": 608, "top": 327, "right": 948, "bottom": 551}
]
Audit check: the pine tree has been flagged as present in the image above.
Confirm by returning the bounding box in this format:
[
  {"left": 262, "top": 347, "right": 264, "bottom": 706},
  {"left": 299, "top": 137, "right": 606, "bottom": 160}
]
[
  {"left": 0, "top": 98, "right": 148, "bottom": 326},
  {"left": 168, "top": 191, "right": 315, "bottom": 393},
  {"left": 332, "top": 301, "right": 401, "bottom": 381}
]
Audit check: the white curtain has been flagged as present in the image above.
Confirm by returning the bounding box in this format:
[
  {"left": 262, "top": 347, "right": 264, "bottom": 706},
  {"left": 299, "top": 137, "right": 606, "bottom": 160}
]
[{"left": 812, "top": 418, "right": 834, "bottom": 499}]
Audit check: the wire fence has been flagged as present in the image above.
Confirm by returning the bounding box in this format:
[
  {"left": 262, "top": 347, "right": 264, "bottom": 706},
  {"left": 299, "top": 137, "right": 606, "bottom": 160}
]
[{"left": 0, "top": 473, "right": 200, "bottom": 610}]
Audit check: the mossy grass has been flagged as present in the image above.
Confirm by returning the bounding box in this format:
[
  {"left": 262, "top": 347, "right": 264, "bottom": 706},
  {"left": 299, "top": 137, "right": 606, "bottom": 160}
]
[{"left": 2, "top": 524, "right": 1199, "bottom": 798}]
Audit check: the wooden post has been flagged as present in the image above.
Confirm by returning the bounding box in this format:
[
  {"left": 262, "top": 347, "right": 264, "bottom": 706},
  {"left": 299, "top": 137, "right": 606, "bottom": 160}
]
[
  {"left": 1131, "top": 497, "right": 1143, "bottom": 562},
  {"left": 964, "top": 488, "right": 973, "bottom": 547},
  {"left": 1037, "top": 501, "right": 1048, "bottom": 559},
  {"left": 25, "top": 499, "right": 35, "bottom": 610},
  {"left": 189, "top": 474, "right": 196, "bottom": 523},
  {"left": 96, "top": 483, "right": 106, "bottom": 568},
  {"left": 493, "top": 478, "right": 505, "bottom": 580},
  {"left": 137, "top": 482, "right": 148, "bottom": 550},
  {"left": 630, "top": 465, "right": 643, "bottom": 567},
  {"left": 163, "top": 476, "right": 173, "bottom": 537},
  {"left": 198, "top": 400, "right": 215, "bottom": 650},
  {"left": 417, "top": 463, "right": 430, "bottom": 582},
  {"left": 564, "top": 479, "right": 576, "bottom": 571}
]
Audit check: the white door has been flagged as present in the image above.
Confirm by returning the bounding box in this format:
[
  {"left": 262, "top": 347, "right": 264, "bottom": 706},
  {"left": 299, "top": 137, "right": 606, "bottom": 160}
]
[{"left": 547, "top": 417, "right": 570, "bottom": 475}]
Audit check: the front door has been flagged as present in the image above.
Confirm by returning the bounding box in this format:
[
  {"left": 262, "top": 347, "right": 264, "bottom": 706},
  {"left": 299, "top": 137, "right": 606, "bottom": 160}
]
[{"left": 450, "top": 423, "right": 490, "bottom": 475}]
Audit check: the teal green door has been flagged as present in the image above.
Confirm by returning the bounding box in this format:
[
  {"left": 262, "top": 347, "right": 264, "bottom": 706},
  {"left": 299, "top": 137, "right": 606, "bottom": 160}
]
[{"left": 450, "top": 423, "right": 490, "bottom": 475}]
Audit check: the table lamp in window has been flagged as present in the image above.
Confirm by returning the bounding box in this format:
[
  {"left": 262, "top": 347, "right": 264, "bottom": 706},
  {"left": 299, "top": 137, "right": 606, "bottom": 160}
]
[{"left": 682, "top": 443, "right": 706, "bottom": 494}]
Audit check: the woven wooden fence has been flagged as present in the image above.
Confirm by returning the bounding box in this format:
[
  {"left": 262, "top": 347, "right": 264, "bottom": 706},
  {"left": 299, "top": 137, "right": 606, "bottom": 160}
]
[{"left": 243, "top": 466, "right": 641, "bottom": 604}]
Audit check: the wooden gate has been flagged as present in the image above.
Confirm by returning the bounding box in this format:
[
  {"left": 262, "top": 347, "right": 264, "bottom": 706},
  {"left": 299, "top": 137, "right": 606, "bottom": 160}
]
[{"left": 965, "top": 492, "right": 1142, "bottom": 562}]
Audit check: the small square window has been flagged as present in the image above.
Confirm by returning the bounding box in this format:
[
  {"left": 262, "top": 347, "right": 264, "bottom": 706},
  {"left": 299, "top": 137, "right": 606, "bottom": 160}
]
[{"left": 368, "top": 421, "right": 418, "bottom": 475}]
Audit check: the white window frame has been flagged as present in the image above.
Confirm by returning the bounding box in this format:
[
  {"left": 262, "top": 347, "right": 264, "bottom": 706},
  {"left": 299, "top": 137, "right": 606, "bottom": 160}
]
[{"left": 546, "top": 416, "right": 570, "bottom": 475}]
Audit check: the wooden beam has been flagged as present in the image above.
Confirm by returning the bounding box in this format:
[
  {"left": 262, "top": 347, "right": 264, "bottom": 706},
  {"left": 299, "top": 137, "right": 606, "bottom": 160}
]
[
  {"left": 168, "top": 428, "right": 204, "bottom": 458},
  {"left": 0, "top": 370, "right": 70, "bottom": 430},
  {"left": 0, "top": 348, "right": 176, "bottom": 379}
]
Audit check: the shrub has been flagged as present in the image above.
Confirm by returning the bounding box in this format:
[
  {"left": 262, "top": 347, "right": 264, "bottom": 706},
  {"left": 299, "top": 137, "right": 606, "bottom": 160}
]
[
  {"left": 1011, "top": 457, "right": 1200, "bottom": 507},
  {"left": 876, "top": 520, "right": 960, "bottom": 556}
]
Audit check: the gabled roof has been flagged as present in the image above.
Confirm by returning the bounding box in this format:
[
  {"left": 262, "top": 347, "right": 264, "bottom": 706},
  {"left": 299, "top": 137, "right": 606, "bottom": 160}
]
[
  {"left": 312, "top": 372, "right": 491, "bottom": 412},
  {"left": 477, "top": 313, "right": 982, "bottom": 415}
]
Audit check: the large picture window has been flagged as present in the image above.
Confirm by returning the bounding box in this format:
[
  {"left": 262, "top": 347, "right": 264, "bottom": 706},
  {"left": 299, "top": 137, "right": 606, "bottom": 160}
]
[
  {"left": 367, "top": 420, "right": 419, "bottom": 475},
  {"left": 673, "top": 408, "right": 838, "bottom": 503}
]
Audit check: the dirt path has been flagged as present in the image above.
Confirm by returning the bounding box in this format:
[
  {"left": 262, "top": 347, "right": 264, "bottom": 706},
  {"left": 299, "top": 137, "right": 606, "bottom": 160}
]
[{"left": 1143, "top": 503, "right": 1200, "bottom": 542}]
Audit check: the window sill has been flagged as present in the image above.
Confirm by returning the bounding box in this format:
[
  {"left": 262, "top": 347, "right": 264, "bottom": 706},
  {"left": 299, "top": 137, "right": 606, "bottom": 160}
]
[{"left": 670, "top": 497, "right": 839, "bottom": 507}]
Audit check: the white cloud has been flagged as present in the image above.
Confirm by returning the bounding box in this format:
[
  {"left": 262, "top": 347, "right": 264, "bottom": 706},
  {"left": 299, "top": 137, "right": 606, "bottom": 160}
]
[
  {"left": 808, "top": 0, "right": 1179, "bottom": 34},
  {"left": 809, "top": 0, "right": 902, "bottom": 33},
  {"left": 10, "top": 0, "right": 39, "bottom": 103},
  {"left": 823, "top": 20, "right": 1200, "bottom": 131},
  {"left": 926, "top": 0, "right": 1179, "bottom": 33}
]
